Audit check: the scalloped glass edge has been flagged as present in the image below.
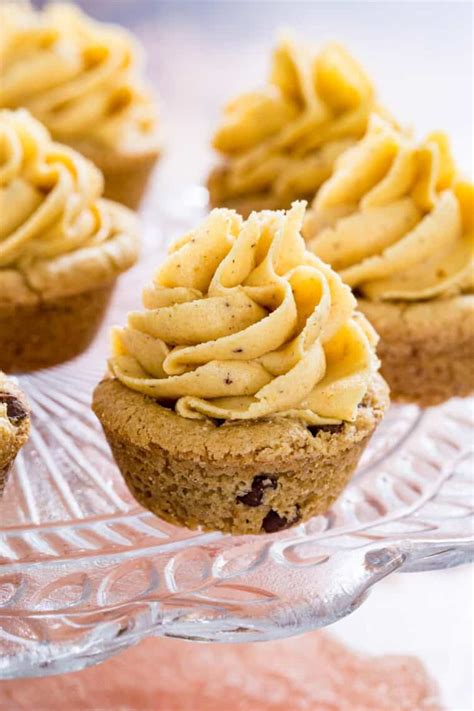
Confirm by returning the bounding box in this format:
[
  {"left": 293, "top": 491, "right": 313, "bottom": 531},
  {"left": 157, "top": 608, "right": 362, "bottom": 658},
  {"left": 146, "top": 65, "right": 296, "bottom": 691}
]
[
  {"left": 0, "top": 186, "right": 473, "bottom": 679},
  {"left": 1, "top": 393, "right": 472, "bottom": 679}
]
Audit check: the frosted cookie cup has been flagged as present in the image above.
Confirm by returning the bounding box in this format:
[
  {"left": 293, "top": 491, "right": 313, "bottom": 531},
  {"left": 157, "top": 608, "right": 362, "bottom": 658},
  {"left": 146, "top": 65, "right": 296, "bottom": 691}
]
[
  {"left": 0, "top": 372, "right": 29, "bottom": 495},
  {"left": 208, "top": 36, "right": 387, "bottom": 216},
  {"left": 0, "top": 2, "right": 160, "bottom": 209},
  {"left": 0, "top": 109, "right": 139, "bottom": 372},
  {"left": 305, "top": 116, "right": 474, "bottom": 406},
  {"left": 93, "top": 203, "right": 389, "bottom": 535}
]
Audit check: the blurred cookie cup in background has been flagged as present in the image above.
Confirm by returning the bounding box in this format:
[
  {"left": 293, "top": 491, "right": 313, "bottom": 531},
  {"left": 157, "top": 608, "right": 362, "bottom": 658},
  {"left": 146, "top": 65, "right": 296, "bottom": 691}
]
[
  {"left": 208, "top": 35, "right": 390, "bottom": 217},
  {"left": 0, "top": 372, "right": 29, "bottom": 495},
  {"left": 93, "top": 202, "right": 388, "bottom": 535},
  {"left": 0, "top": 2, "right": 161, "bottom": 209},
  {"left": 0, "top": 109, "right": 139, "bottom": 372},
  {"left": 305, "top": 115, "right": 474, "bottom": 406}
]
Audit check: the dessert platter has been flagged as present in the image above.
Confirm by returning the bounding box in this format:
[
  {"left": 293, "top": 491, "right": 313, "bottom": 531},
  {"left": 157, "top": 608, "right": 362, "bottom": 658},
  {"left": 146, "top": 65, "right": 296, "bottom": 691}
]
[
  {"left": 0, "top": 0, "right": 473, "bottom": 683},
  {"left": 0, "top": 188, "right": 473, "bottom": 678}
]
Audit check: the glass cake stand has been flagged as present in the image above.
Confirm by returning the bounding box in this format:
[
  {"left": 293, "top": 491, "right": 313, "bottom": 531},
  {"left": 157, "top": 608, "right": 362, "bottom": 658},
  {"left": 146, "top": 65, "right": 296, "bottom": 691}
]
[{"left": 1, "top": 189, "right": 473, "bottom": 679}]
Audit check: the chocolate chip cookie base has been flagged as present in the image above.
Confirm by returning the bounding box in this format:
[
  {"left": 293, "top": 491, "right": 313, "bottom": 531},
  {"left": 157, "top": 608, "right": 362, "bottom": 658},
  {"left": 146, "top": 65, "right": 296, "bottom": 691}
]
[
  {"left": 93, "top": 373, "right": 389, "bottom": 535},
  {"left": 0, "top": 283, "right": 114, "bottom": 373},
  {"left": 0, "top": 378, "right": 30, "bottom": 495},
  {"left": 359, "top": 295, "right": 474, "bottom": 407}
]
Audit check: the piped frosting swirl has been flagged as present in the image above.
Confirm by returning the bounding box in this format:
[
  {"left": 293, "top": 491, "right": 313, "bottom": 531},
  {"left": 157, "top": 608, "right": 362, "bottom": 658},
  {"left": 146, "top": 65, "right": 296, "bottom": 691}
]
[
  {"left": 109, "top": 202, "right": 380, "bottom": 423},
  {"left": 0, "top": 109, "right": 138, "bottom": 300},
  {"left": 209, "top": 37, "right": 382, "bottom": 208},
  {"left": 0, "top": 2, "right": 158, "bottom": 152},
  {"left": 305, "top": 115, "right": 473, "bottom": 300}
]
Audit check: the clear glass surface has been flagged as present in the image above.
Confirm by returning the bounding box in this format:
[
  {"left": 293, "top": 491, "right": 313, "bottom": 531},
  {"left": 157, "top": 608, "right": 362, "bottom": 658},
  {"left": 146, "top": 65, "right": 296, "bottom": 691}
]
[{"left": 0, "top": 189, "right": 473, "bottom": 679}]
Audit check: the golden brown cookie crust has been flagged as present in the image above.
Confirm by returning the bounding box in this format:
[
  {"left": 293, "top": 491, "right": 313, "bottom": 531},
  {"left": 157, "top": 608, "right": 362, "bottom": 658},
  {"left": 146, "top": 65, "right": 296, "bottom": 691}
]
[
  {"left": 0, "top": 283, "right": 114, "bottom": 373},
  {"left": 70, "top": 139, "right": 160, "bottom": 210},
  {"left": 0, "top": 375, "right": 30, "bottom": 495},
  {"left": 358, "top": 295, "right": 474, "bottom": 407},
  {"left": 93, "top": 373, "right": 389, "bottom": 535}
]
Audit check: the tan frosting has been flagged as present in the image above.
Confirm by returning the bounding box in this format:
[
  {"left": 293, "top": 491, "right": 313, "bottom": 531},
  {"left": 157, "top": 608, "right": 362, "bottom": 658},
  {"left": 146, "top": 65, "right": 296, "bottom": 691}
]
[
  {"left": 0, "top": 2, "right": 158, "bottom": 153},
  {"left": 210, "top": 37, "right": 384, "bottom": 206},
  {"left": 0, "top": 109, "right": 138, "bottom": 301},
  {"left": 305, "top": 115, "right": 474, "bottom": 301},
  {"left": 109, "top": 202, "right": 380, "bottom": 424}
]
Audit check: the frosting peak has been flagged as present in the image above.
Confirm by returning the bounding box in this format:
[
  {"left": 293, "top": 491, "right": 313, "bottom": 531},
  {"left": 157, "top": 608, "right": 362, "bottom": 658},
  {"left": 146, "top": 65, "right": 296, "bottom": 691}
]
[
  {"left": 0, "top": 2, "right": 158, "bottom": 152},
  {"left": 110, "top": 203, "right": 380, "bottom": 423},
  {"left": 305, "top": 115, "right": 473, "bottom": 301},
  {"left": 209, "top": 37, "right": 382, "bottom": 208}
]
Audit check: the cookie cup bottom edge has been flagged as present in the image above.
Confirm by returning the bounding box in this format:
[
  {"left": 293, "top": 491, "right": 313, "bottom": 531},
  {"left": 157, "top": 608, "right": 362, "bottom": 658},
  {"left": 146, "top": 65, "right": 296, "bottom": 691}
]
[
  {"left": 0, "top": 282, "right": 115, "bottom": 373},
  {"left": 92, "top": 373, "right": 389, "bottom": 535},
  {"left": 358, "top": 295, "right": 474, "bottom": 407}
]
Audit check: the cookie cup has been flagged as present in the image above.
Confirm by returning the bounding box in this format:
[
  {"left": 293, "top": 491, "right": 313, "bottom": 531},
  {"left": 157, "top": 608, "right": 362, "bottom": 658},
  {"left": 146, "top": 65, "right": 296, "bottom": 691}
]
[
  {"left": 359, "top": 296, "right": 474, "bottom": 407},
  {"left": 93, "top": 373, "right": 389, "bottom": 535},
  {"left": 0, "top": 376, "right": 30, "bottom": 495},
  {"left": 0, "top": 201, "right": 138, "bottom": 373},
  {"left": 70, "top": 139, "right": 160, "bottom": 211},
  {"left": 207, "top": 164, "right": 290, "bottom": 218}
]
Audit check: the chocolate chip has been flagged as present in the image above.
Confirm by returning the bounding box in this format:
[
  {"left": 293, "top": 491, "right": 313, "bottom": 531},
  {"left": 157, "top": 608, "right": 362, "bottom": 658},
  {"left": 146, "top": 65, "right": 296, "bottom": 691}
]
[
  {"left": 237, "top": 475, "right": 277, "bottom": 507},
  {"left": 307, "top": 423, "right": 343, "bottom": 437},
  {"left": 0, "top": 394, "right": 28, "bottom": 423},
  {"left": 261, "top": 506, "right": 301, "bottom": 533},
  {"left": 1, "top": 463, "right": 11, "bottom": 481},
  {"left": 262, "top": 510, "right": 287, "bottom": 533},
  {"left": 158, "top": 399, "right": 174, "bottom": 411}
]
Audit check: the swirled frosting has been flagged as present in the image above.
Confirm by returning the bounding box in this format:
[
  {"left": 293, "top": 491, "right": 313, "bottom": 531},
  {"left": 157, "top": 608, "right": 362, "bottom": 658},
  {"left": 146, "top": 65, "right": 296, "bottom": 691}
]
[
  {"left": 0, "top": 2, "right": 158, "bottom": 152},
  {"left": 305, "top": 115, "right": 473, "bottom": 300},
  {"left": 109, "top": 202, "right": 379, "bottom": 423},
  {"left": 209, "top": 37, "right": 382, "bottom": 208},
  {"left": 0, "top": 109, "right": 138, "bottom": 300}
]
